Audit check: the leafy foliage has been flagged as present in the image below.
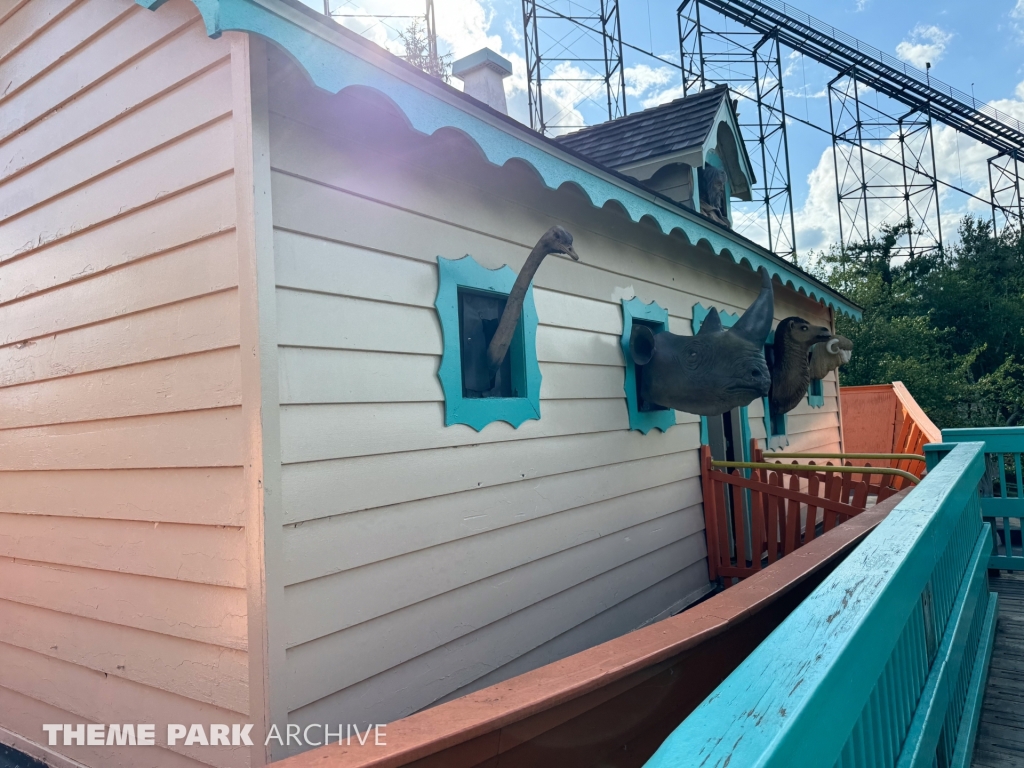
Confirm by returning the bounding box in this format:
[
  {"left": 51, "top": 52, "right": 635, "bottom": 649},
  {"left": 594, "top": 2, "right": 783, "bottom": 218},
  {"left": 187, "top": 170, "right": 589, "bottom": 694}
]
[
  {"left": 399, "top": 18, "right": 451, "bottom": 83},
  {"left": 811, "top": 217, "right": 1024, "bottom": 428}
]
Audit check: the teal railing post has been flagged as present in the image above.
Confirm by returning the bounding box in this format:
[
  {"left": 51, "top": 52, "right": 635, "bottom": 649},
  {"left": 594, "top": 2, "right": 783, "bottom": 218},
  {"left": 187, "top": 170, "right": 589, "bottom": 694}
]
[
  {"left": 643, "top": 441, "right": 998, "bottom": 768},
  {"left": 941, "top": 426, "right": 1024, "bottom": 571}
]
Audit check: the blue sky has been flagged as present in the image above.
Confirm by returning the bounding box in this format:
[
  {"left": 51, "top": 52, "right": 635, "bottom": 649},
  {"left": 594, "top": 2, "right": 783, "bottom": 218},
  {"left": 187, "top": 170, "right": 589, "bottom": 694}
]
[{"left": 312, "top": 0, "right": 1024, "bottom": 256}]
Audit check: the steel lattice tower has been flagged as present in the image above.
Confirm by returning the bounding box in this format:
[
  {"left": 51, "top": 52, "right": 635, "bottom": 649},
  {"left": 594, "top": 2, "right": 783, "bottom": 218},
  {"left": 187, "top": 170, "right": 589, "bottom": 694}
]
[
  {"left": 678, "top": 0, "right": 797, "bottom": 261},
  {"left": 676, "top": 0, "right": 1024, "bottom": 254},
  {"left": 522, "top": 0, "right": 626, "bottom": 135}
]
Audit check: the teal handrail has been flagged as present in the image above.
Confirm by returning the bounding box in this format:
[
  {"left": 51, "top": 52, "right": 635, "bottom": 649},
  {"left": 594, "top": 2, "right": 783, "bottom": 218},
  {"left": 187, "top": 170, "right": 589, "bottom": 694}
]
[
  {"left": 936, "top": 427, "right": 1024, "bottom": 572},
  {"left": 644, "top": 441, "right": 999, "bottom": 768}
]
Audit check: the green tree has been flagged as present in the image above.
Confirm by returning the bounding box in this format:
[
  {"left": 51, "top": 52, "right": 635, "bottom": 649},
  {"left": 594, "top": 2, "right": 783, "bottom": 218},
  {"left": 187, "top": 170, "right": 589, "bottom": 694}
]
[
  {"left": 811, "top": 217, "right": 1024, "bottom": 428},
  {"left": 399, "top": 18, "right": 451, "bottom": 83}
]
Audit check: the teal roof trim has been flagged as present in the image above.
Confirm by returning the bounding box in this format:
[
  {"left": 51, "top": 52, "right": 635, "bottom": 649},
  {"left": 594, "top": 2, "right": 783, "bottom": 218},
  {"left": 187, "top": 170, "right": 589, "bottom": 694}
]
[{"left": 138, "top": 0, "right": 861, "bottom": 320}]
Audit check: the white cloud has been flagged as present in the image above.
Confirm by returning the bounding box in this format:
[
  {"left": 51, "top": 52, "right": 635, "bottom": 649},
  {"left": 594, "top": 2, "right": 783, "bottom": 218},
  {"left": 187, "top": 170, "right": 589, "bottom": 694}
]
[
  {"left": 736, "top": 79, "right": 1024, "bottom": 258},
  {"left": 624, "top": 64, "right": 674, "bottom": 98},
  {"left": 895, "top": 25, "right": 953, "bottom": 70}
]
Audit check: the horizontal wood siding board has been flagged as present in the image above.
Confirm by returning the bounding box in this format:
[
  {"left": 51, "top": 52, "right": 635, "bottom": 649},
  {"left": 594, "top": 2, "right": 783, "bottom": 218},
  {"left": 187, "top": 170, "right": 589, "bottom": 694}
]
[
  {"left": 265, "top": 105, "right": 829, "bottom": 324},
  {"left": 0, "top": 2, "right": 249, "bottom": 764},
  {"left": 281, "top": 425, "right": 700, "bottom": 524},
  {"left": 437, "top": 561, "right": 711, "bottom": 703},
  {"left": 0, "top": 290, "right": 241, "bottom": 389},
  {"left": 0, "top": 684, "right": 214, "bottom": 768},
  {"left": 1, "top": 64, "right": 232, "bottom": 221},
  {"left": 0, "top": 598, "right": 249, "bottom": 715},
  {"left": 0, "top": 641, "right": 250, "bottom": 768},
  {"left": 277, "top": 349, "right": 625, "bottom": 405},
  {"left": 0, "top": 347, "right": 242, "bottom": 429},
  {"left": 0, "top": 556, "right": 247, "bottom": 650},
  {"left": 0, "top": 513, "right": 245, "bottom": 587},
  {"left": 0, "top": 2, "right": 202, "bottom": 142},
  {"left": 0, "top": 406, "right": 245, "bottom": 470},
  {"left": 0, "top": 0, "right": 77, "bottom": 61},
  {"left": 0, "top": 14, "right": 230, "bottom": 186},
  {"left": 282, "top": 458, "right": 698, "bottom": 585},
  {"left": 0, "top": 230, "right": 238, "bottom": 346},
  {"left": 1, "top": 117, "right": 234, "bottom": 263},
  {"left": 284, "top": 488, "right": 704, "bottom": 647},
  {"left": 280, "top": 399, "right": 697, "bottom": 465},
  {"left": 0, "top": 0, "right": 130, "bottom": 103},
  {"left": 271, "top": 494, "right": 905, "bottom": 768},
  {"left": 0, "top": 467, "right": 245, "bottom": 525},
  {"left": 285, "top": 531, "right": 707, "bottom": 717},
  {"left": 0, "top": 175, "right": 236, "bottom": 306}
]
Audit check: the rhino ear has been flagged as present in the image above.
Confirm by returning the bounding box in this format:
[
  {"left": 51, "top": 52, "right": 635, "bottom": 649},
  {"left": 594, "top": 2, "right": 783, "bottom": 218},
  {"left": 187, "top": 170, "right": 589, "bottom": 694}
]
[
  {"left": 630, "top": 324, "right": 656, "bottom": 366},
  {"left": 698, "top": 309, "right": 723, "bottom": 335},
  {"left": 731, "top": 267, "right": 774, "bottom": 346}
]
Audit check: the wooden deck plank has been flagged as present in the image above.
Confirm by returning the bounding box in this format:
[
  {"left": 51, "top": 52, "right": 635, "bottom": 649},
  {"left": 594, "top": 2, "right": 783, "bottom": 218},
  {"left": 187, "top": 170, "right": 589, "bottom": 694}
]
[{"left": 972, "top": 570, "right": 1024, "bottom": 768}]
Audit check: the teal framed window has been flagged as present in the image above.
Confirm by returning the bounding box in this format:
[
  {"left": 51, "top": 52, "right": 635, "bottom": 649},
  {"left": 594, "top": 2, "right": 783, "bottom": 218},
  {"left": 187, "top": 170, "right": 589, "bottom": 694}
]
[
  {"left": 807, "top": 378, "right": 825, "bottom": 408},
  {"left": 621, "top": 297, "right": 676, "bottom": 434},
  {"left": 435, "top": 255, "right": 542, "bottom": 431},
  {"left": 691, "top": 304, "right": 752, "bottom": 461}
]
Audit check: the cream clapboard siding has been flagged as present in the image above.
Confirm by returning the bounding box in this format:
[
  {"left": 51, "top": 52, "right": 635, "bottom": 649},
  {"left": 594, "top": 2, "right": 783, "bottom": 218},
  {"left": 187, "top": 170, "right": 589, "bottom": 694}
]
[
  {"left": 265, "top": 49, "right": 841, "bottom": 741},
  {"left": 0, "top": 2, "right": 252, "bottom": 767}
]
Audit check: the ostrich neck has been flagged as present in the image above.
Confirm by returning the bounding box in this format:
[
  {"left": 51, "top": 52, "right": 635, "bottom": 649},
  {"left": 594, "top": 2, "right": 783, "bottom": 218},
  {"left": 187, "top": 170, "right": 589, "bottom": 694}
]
[{"left": 486, "top": 243, "right": 550, "bottom": 372}]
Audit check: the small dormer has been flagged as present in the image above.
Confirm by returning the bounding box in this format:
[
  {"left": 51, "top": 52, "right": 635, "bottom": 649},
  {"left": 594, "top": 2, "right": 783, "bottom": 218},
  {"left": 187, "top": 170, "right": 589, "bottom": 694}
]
[{"left": 555, "top": 84, "right": 755, "bottom": 229}]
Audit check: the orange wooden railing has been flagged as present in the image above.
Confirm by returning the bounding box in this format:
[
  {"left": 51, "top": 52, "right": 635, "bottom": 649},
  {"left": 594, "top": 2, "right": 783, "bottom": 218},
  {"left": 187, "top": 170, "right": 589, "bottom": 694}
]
[
  {"left": 701, "top": 442, "right": 911, "bottom": 586},
  {"left": 841, "top": 381, "right": 940, "bottom": 485}
]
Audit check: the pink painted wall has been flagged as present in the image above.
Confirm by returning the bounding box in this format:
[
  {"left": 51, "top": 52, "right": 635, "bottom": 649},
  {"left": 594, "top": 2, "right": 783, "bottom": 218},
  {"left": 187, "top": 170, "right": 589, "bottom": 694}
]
[{"left": 0, "top": 1, "right": 261, "bottom": 766}]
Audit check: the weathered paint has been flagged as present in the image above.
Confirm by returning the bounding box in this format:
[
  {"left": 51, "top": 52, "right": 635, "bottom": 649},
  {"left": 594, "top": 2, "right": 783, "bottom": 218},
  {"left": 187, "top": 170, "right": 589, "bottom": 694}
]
[
  {"left": 644, "top": 441, "right": 997, "bottom": 768},
  {"left": 939, "top": 427, "right": 1024, "bottom": 572},
  {"left": 0, "top": 1, "right": 260, "bottom": 766}
]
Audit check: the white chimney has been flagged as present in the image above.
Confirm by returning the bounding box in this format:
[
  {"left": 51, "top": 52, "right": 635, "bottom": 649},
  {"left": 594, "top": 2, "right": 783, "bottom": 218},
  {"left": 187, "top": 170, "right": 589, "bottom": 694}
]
[{"left": 452, "top": 48, "right": 513, "bottom": 115}]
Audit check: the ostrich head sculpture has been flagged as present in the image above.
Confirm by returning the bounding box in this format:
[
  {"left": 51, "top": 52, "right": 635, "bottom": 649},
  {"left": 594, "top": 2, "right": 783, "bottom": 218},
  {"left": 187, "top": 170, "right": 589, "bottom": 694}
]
[
  {"left": 485, "top": 226, "right": 579, "bottom": 374},
  {"left": 628, "top": 267, "right": 775, "bottom": 416}
]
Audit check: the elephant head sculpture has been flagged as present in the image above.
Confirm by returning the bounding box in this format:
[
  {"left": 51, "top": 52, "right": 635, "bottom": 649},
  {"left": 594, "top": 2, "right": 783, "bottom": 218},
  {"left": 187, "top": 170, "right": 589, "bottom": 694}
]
[{"left": 628, "top": 267, "right": 775, "bottom": 416}]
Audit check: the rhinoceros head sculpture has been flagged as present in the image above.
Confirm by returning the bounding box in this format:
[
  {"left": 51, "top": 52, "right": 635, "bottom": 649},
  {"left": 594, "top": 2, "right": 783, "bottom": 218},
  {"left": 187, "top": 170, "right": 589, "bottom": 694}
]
[{"left": 629, "top": 267, "right": 774, "bottom": 416}]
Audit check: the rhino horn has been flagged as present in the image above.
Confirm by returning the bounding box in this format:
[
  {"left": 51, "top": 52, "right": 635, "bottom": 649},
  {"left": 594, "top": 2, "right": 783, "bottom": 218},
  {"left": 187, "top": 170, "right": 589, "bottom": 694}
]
[
  {"left": 629, "top": 324, "right": 656, "bottom": 366},
  {"left": 729, "top": 267, "right": 774, "bottom": 346},
  {"left": 697, "top": 309, "right": 723, "bottom": 335}
]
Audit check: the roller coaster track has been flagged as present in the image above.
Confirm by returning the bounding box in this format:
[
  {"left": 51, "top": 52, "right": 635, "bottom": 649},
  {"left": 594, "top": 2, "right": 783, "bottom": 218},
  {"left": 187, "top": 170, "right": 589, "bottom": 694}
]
[{"left": 682, "top": 0, "right": 1024, "bottom": 157}]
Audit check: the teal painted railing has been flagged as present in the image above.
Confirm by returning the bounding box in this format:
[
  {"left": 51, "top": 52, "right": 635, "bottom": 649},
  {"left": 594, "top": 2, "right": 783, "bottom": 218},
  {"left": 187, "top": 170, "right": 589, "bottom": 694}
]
[
  {"left": 645, "top": 441, "right": 998, "bottom": 768},
  {"left": 931, "top": 427, "right": 1024, "bottom": 572}
]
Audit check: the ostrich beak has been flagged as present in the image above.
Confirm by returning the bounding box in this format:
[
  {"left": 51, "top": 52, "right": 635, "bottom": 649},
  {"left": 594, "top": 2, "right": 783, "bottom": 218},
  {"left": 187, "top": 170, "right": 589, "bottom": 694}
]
[{"left": 564, "top": 243, "right": 580, "bottom": 261}]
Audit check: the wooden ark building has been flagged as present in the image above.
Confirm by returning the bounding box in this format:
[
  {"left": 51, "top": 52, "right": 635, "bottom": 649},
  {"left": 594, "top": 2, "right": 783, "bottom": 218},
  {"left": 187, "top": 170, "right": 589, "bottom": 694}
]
[{"left": 0, "top": 1, "right": 859, "bottom": 766}]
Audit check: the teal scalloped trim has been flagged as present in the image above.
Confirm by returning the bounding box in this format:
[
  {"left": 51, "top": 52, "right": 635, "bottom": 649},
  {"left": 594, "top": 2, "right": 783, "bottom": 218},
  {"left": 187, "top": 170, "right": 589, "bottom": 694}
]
[
  {"left": 138, "top": 0, "right": 860, "bottom": 320},
  {"left": 620, "top": 298, "right": 675, "bottom": 434},
  {"left": 691, "top": 304, "right": 750, "bottom": 460},
  {"left": 435, "top": 256, "right": 541, "bottom": 431}
]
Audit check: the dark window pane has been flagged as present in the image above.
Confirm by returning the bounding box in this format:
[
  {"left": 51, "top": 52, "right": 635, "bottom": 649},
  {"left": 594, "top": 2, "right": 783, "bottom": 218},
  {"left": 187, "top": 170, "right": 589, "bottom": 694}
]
[{"left": 458, "top": 289, "right": 515, "bottom": 399}]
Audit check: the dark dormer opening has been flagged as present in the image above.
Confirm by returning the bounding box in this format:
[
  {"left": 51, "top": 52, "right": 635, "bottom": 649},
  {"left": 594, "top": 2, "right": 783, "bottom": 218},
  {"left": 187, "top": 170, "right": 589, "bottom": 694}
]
[
  {"left": 633, "top": 319, "right": 669, "bottom": 413},
  {"left": 458, "top": 288, "right": 521, "bottom": 399}
]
